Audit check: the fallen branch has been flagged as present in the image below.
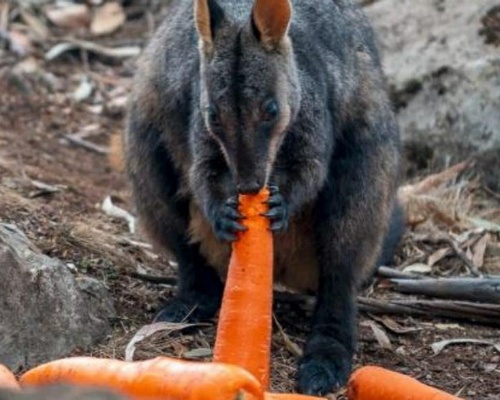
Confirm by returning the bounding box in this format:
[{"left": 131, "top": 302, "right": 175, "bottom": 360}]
[
  {"left": 389, "top": 277, "right": 500, "bottom": 304},
  {"left": 377, "top": 266, "right": 423, "bottom": 280},
  {"left": 358, "top": 297, "right": 500, "bottom": 326},
  {"left": 46, "top": 38, "right": 141, "bottom": 61},
  {"left": 127, "top": 272, "right": 500, "bottom": 325},
  {"left": 129, "top": 271, "right": 177, "bottom": 286},
  {"left": 65, "top": 134, "right": 110, "bottom": 154},
  {"left": 29, "top": 179, "right": 66, "bottom": 198}
]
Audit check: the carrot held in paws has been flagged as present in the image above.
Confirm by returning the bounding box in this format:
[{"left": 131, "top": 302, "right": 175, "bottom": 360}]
[
  {"left": 0, "top": 364, "right": 20, "bottom": 390},
  {"left": 213, "top": 188, "right": 274, "bottom": 389},
  {"left": 347, "top": 365, "right": 463, "bottom": 400},
  {"left": 20, "top": 356, "right": 264, "bottom": 400}
]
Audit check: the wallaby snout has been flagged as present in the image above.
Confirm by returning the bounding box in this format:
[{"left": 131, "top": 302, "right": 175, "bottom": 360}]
[
  {"left": 234, "top": 152, "right": 268, "bottom": 194},
  {"left": 237, "top": 179, "right": 263, "bottom": 194}
]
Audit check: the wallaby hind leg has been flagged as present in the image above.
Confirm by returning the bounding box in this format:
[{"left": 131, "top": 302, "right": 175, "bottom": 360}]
[
  {"left": 377, "top": 200, "right": 405, "bottom": 267},
  {"left": 360, "top": 200, "right": 405, "bottom": 289},
  {"left": 152, "top": 235, "right": 223, "bottom": 323},
  {"left": 136, "top": 190, "right": 223, "bottom": 324},
  {"left": 297, "top": 212, "right": 357, "bottom": 395},
  {"left": 297, "top": 133, "right": 399, "bottom": 395},
  {"left": 126, "top": 122, "right": 223, "bottom": 323}
]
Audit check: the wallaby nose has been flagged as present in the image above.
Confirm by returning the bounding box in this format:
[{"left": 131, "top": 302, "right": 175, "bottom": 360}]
[{"left": 237, "top": 180, "right": 262, "bottom": 195}]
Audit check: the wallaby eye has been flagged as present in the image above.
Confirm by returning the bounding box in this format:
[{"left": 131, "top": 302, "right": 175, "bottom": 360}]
[
  {"left": 206, "top": 106, "right": 221, "bottom": 128},
  {"left": 261, "top": 99, "right": 279, "bottom": 122}
]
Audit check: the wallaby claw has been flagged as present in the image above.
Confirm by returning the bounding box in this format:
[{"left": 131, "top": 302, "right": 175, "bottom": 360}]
[
  {"left": 212, "top": 196, "right": 247, "bottom": 242},
  {"left": 263, "top": 186, "right": 289, "bottom": 232}
]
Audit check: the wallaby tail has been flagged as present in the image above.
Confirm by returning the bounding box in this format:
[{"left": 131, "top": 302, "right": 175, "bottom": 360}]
[{"left": 108, "top": 132, "right": 125, "bottom": 172}]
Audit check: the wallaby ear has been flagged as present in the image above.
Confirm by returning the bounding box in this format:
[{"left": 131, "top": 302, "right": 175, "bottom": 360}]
[
  {"left": 194, "top": 0, "right": 224, "bottom": 53},
  {"left": 251, "top": 0, "right": 292, "bottom": 50}
]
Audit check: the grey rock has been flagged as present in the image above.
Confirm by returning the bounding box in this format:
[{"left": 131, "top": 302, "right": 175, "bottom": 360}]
[
  {"left": 0, "top": 385, "right": 127, "bottom": 400},
  {"left": 0, "top": 224, "right": 115, "bottom": 371},
  {"left": 365, "top": 0, "right": 500, "bottom": 185}
]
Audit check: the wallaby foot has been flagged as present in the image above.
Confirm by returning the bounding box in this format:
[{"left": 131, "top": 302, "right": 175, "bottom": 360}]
[{"left": 297, "top": 336, "right": 352, "bottom": 395}]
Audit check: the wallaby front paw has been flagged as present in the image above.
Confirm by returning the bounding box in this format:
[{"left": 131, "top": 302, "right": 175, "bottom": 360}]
[
  {"left": 211, "top": 196, "right": 247, "bottom": 242},
  {"left": 263, "top": 185, "right": 289, "bottom": 232}
]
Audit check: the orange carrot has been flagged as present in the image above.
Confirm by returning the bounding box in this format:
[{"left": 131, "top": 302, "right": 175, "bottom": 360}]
[
  {"left": 347, "top": 366, "right": 463, "bottom": 400},
  {"left": 0, "top": 364, "right": 20, "bottom": 390},
  {"left": 20, "top": 356, "right": 263, "bottom": 400},
  {"left": 213, "top": 188, "right": 273, "bottom": 389}
]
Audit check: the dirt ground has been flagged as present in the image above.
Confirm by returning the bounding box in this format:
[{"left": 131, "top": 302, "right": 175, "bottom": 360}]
[{"left": 1, "top": 2, "right": 500, "bottom": 399}]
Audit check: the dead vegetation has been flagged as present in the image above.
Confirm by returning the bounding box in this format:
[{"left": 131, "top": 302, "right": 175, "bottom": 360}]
[{"left": 1, "top": 1, "right": 500, "bottom": 399}]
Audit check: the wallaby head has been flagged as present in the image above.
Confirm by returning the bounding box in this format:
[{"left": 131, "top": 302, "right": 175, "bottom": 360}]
[{"left": 194, "top": 0, "right": 300, "bottom": 194}]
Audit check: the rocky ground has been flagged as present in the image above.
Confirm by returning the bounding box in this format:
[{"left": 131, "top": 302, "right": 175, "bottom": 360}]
[{"left": 1, "top": 1, "right": 499, "bottom": 399}]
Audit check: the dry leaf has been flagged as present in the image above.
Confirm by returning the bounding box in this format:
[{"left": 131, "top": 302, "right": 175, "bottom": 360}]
[
  {"left": 467, "top": 217, "right": 500, "bottom": 232},
  {"left": 371, "top": 315, "right": 422, "bottom": 335},
  {"left": 0, "top": 2, "right": 8, "bottom": 32},
  {"left": 182, "top": 348, "right": 213, "bottom": 359},
  {"left": 101, "top": 195, "right": 136, "bottom": 234},
  {"left": 486, "top": 242, "right": 500, "bottom": 257},
  {"left": 19, "top": 8, "right": 49, "bottom": 40},
  {"left": 91, "top": 2, "right": 126, "bottom": 36},
  {"left": 85, "top": 104, "right": 105, "bottom": 114},
  {"left": 106, "top": 94, "right": 128, "bottom": 115},
  {"left": 465, "top": 246, "right": 474, "bottom": 262},
  {"left": 125, "top": 322, "right": 202, "bottom": 361},
  {"left": 472, "top": 234, "right": 490, "bottom": 268},
  {"left": 367, "top": 321, "right": 392, "bottom": 350},
  {"left": 427, "top": 248, "right": 451, "bottom": 267},
  {"left": 435, "top": 323, "right": 463, "bottom": 330},
  {"left": 13, "top": 57, "right": 39, "bottom": 74},
  {"left": 482, "top": 363, "right": 498, "bottom": 373},
  {"left": 403, "top": 263, "right": 432, "bottom": 274},
  {"left": 431, "top": 338, "right": 500, "bottom": 355},
  {"left": 73, "top": 75, "right": 94, "bottom": 102},
  {"left": 7, "top": 29, "right": 32, "bottom": 56},
  {"left": 45, "top": 4, "right": 90, "bottom": 29},
  {"left": 398, "top": 161, "right": 471, "bottom": 200},
  {"left": 454, "top": 229, "right": 478, "bottom": 244},
  {"left": 273, "top": 315, "right": 303, "bottom": 357}
]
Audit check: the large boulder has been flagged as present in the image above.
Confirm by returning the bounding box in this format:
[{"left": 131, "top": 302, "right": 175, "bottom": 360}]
[
  {"left": 0, "top": 224, "right": 116, "bottom": 371},
  {"left": 364, "top": 0, "right": 500, "bottom": 187}
]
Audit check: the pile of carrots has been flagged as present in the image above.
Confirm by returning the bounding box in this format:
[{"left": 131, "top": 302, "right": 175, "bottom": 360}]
[{"left": 0, "top": 188, "right": 464, "bottom": 400}]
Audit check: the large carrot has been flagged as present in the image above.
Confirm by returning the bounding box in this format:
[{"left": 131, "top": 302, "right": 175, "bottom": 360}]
[
  {"left": 20, "top": 356, "right": 263, "bottom": 400},
  {"left": 213, "top": 188, "right": 273, "bottom": 389},
  {"left": 0, "top": 364, "right": 20, "bottom": 390},
  {"left": 347, "top": 366, "right": 463, "bottom": 400}
]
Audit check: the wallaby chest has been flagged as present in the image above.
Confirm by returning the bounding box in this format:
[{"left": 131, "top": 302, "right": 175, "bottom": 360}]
[{"left": 188, "top": 201, "right": 319, "bottom": 293}]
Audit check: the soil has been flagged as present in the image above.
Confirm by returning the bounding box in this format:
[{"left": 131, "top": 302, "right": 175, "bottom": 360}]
[{"left": 1, "top": 2, "right": 499, "bottom": 399}]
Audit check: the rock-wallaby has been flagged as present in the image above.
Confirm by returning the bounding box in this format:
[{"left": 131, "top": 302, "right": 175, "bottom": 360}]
[{"left": 124, "top": 0, "right": 403, "bottom": 394}]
